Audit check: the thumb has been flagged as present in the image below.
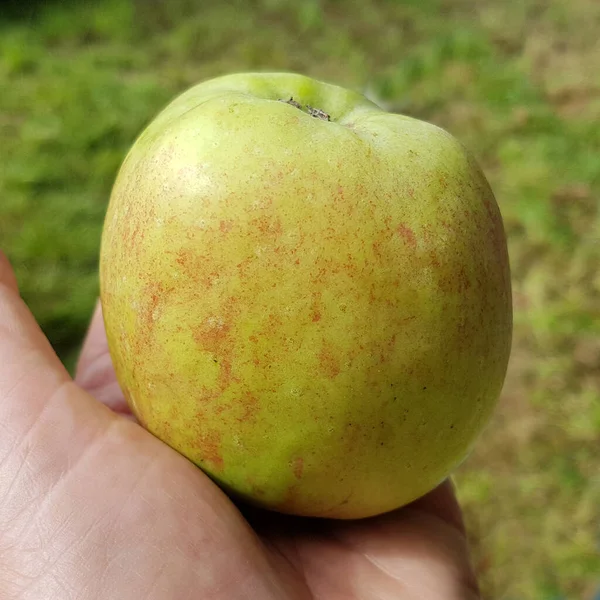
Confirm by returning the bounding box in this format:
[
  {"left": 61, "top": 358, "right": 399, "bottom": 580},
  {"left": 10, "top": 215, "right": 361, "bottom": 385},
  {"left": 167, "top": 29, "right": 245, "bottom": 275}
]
[
  {"left": 0, "top": 250, "right": 114, "bottom": 470},
  {"left": 0, "top": 250, "right": 70, "bottom": 410}
]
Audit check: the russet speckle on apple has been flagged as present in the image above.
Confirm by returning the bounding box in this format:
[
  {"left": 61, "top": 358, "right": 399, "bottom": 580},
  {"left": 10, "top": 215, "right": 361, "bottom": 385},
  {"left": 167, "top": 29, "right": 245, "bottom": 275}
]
[{"left": 100, "top": 72, "right": 512, "bottom": 519}]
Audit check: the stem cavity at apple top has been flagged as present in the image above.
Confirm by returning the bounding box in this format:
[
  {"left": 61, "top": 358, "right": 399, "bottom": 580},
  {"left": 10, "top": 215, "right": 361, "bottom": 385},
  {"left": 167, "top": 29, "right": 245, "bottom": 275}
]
[{"left": 278, "top": 97, "right": 331, "bottom": 121}]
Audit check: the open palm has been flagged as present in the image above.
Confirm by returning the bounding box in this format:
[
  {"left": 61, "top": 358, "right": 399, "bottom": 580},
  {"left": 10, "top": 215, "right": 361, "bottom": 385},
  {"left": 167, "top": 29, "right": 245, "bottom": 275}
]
[{"left": 0, "top": 251, "right": 479, "bottom": 599}]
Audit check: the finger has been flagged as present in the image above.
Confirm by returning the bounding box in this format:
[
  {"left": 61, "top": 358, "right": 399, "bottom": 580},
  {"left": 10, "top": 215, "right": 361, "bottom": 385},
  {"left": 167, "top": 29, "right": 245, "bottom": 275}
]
[
  {"left": 0, "top": 250, "right": 132, "bottom": 441},
  {"left": 0, "top": 250, "right": 70, "bottom": 406},
  {"left": 408, "top": 479, "right": 466, "bottom": 533},
  {"left": 75, "top": 300, "right": 106, "bottom": 377},
  {"left": 364, "top": 481, "right": 479, "bottom": 596},
  {"left": 262, "top": 480, "right": 480, "bottom": 600},
  {"left": 308, "top": 497, "right": 480, "bottom": 600},
  {"left": 0, "top": 250, "right": 19, "bottom": 295},
  {"left": 0, "top": 250, "right": 123, "bottom": 496},
  {"left": 75, "top": 300, "right": 131, "bottom": 415}
]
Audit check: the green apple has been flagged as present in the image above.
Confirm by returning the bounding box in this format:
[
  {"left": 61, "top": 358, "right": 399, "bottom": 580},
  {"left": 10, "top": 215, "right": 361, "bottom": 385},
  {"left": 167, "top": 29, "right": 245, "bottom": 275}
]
[{"left": 100, "top": 72, "right": 512, "bottom": 519}]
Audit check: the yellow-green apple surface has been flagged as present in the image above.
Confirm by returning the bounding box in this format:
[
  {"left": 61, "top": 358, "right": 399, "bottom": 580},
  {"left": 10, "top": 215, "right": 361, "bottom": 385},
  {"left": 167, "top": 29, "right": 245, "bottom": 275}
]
[{"left": 100, "top": 72, "right": 512, "bottom": 519}]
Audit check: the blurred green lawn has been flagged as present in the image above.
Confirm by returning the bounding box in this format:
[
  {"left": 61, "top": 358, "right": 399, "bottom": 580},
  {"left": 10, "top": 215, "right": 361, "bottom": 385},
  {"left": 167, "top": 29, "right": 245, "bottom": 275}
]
[{"left": 1, "top": 0, "right": 599, "bottom": 597}]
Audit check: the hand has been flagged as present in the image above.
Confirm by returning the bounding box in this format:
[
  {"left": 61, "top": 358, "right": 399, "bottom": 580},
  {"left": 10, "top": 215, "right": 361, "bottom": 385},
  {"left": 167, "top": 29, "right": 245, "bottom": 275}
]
[{"left": 0, "top": 250, "right": 480, "bottom": 599}]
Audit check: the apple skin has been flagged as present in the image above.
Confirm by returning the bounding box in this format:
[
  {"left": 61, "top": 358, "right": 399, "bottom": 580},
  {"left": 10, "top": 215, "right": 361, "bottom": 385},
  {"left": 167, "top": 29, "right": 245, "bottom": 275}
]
[{"left": 100, "top": 72, "right": 512, "bottom": 519}]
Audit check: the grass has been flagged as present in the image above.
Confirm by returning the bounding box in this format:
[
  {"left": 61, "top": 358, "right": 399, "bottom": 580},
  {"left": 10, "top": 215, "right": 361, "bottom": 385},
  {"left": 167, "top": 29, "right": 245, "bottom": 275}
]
[{"left": 1, "top": 0, "right": 599, "bottom": 597}]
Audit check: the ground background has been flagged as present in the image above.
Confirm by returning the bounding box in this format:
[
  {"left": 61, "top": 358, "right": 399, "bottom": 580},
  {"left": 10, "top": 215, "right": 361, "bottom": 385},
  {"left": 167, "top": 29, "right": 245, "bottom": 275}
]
[{"left": 1, "top": 0, "right": 599, "bottom": 597}]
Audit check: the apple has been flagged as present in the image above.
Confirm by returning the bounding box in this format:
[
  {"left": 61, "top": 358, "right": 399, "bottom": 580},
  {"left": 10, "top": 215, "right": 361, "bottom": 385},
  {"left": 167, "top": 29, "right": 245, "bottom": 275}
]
[{"left": 100, "top": 72, "right": 512, "bottom": 519}]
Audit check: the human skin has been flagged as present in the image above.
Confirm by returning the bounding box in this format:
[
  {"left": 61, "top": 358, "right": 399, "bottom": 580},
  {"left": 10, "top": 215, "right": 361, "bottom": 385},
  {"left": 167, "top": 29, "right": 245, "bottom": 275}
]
[
  {"left": 101, "top": 72, "right": 512, "bottom": 518},
  {"left": 0, "top": 250, "right": 479, "bottom": 599}
]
